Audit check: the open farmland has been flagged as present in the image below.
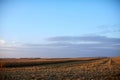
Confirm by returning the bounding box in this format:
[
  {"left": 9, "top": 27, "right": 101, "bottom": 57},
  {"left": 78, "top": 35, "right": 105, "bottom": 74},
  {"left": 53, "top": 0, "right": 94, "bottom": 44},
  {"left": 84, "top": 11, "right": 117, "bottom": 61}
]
[{"left": 0, "top": 57, "right": 120, "bottom": 80}]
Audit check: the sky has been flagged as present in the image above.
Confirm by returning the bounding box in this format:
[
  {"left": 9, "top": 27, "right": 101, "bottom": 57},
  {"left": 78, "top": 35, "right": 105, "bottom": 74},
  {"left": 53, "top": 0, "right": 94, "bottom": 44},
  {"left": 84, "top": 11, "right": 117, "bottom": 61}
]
[{"left": 0, "top": 0, "right": 120, "bottom": 58}]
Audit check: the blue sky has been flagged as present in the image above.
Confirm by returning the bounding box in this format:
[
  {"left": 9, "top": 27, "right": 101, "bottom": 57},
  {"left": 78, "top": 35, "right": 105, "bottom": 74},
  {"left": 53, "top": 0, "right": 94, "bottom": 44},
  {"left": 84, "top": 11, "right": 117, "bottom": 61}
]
[{"left": 0, "top": 0, "right": 120, "bottom": 58}]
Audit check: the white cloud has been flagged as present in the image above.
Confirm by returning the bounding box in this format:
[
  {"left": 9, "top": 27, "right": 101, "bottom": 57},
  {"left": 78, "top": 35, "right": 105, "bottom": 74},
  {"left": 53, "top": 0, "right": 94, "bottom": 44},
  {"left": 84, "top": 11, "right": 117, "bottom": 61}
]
[
  {"left": 11, "top": 41, "right": 23, "bottom": 47},
  {"left": 0, "top": 40, "right": 25, "bottom": 49},
  {"left": 0, "top": 39, "right": 6, "bottom": 46}
]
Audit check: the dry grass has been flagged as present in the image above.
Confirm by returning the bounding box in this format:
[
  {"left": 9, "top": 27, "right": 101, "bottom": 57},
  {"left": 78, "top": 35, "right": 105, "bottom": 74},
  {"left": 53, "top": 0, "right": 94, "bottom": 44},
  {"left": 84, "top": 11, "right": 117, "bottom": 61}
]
[{"left": 0, "top": 57, "right": 120, "bottom": 80}]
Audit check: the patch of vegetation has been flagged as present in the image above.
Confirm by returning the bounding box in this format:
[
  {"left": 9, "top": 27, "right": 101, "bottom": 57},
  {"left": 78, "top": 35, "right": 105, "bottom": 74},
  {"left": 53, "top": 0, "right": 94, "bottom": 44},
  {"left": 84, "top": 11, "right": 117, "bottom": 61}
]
[{"left": 0, "top": 57, "right": 120, "bottom": 80}]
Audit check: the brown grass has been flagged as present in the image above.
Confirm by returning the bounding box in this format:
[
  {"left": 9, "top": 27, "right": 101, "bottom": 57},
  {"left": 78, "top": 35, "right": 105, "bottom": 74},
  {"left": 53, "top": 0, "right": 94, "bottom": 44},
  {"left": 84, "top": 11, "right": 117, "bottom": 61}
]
[{"left": 0, "top": 57, "right": 120, "bottom": 80}]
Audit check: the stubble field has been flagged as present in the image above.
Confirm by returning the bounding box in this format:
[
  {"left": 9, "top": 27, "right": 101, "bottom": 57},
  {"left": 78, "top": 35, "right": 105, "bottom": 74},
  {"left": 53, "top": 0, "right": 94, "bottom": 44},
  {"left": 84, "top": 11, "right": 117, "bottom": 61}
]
[{"left": 0, "top": 57, "right": 120, "bottom": 80}]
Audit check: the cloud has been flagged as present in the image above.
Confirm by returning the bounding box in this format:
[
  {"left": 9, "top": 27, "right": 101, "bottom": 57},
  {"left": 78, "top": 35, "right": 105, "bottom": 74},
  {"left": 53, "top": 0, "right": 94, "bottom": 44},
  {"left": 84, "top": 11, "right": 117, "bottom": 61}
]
[
  {"left": 47, "top": 36, "right": 120, "bottom": 44},
  {"left": 16, "top": 35, "right": 120, "bottom": 49},
  {"left": 0, "top": 40, "right": 26, "bottom": 51},
  {"left": 0, "top": 39, "right": 6, "bottom": 44},
  {"left": 44, "top": 36, "right": 120, "bottom": 54},
  {"left": 0, "top": 35, "right": 120, "bottom": 58},
  {"left": 97, "top": 24, "right": 120, "bottom": 34},
  {"left": 0, "top": 39, "right": 6, "bottom": 46}
]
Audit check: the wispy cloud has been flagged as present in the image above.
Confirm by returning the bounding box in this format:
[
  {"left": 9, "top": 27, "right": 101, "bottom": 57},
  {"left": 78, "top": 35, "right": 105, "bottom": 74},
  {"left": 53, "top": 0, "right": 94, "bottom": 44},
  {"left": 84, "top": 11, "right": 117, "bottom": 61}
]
[
  {"left": 97, "top": 24, "right": 120, "bottom": 34},
  {"left": 0, "top": 35, "right": 120, "bottom": 58},
  {"left": 1, "top": 35, "right": 120, "bottom": 49},
  {"left": 47, "top": 35, "right": 120, "bottom": 44}
]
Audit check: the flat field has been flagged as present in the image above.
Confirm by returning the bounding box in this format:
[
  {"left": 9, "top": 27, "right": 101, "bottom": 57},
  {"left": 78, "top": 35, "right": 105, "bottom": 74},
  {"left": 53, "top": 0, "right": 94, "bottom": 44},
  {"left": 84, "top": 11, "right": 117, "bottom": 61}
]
[{"left": 0, "top": 57, "right": 120, "bottom": 80}]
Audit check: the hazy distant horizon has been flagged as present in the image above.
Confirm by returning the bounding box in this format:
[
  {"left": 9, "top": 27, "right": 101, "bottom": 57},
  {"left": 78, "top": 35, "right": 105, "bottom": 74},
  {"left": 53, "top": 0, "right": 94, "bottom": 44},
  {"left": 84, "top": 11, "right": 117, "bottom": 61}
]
[{"left": 0, "top": 0, "right": 120, "bottom": 58}]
